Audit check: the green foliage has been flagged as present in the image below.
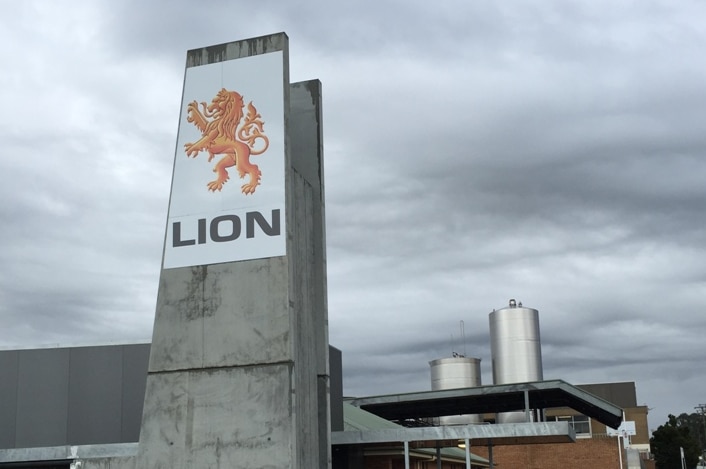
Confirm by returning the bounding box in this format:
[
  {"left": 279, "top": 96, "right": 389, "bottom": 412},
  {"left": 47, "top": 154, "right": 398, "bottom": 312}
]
[
  {"left": 651, "top": 414, "right": 702, "bottom": 469},
  {"left": 673, "top": 412, "right": 706, "bottom": 450}
]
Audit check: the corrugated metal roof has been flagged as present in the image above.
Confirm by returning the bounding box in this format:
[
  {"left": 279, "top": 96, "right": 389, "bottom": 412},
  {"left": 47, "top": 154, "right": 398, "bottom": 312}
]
[
  {"left": 341, "top": 403, "right": 489, "bottom": 466},
  {"left": 344, "top": 402, "right": 401, "bottom": 431}
]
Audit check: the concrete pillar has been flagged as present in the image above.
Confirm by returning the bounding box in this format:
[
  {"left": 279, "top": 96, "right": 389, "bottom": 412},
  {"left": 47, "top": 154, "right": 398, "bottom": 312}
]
[{"left": 136, "top": 33, "right": 329, "bottom": 469}]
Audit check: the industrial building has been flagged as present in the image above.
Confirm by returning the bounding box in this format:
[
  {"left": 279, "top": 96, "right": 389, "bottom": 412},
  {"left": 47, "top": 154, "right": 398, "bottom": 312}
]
[
  {"left": 0, "top": 341, "right": 650, "bottom": 468},
  {"left": 333, "top": 299, "right": 652, "bottom": 468},
  {"left": 0, "top": 300, "right": 652, "bottom": 469}
]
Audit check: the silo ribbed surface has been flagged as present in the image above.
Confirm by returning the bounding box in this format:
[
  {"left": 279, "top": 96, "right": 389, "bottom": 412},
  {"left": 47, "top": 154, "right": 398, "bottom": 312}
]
[
  {"left": 489, "top": 301, "right": 543, "bottom": 385},
  {"left": 429, "top": 357, "right": 481, "bottom": 425}
]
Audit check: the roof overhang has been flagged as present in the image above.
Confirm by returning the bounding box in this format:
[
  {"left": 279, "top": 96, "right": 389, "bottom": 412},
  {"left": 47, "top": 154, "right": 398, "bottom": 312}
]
[{"left": 345, "top": 379, "right": 623, "bottom": 430}]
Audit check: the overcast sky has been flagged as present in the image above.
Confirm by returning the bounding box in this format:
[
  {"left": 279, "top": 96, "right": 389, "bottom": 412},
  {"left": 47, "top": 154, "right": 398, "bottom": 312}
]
[{"left": 2, "top": 0, "right": 706, "bottom": 432}]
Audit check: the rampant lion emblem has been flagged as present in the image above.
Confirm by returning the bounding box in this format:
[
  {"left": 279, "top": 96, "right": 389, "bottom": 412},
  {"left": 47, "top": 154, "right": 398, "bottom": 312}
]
[{"left": 184, "top": 88, "right": 269, "bottom": 194}]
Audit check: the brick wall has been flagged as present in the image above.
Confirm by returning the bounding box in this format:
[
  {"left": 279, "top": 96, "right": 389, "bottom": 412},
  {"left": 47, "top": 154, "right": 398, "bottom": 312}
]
[
  {"left": 366, "top": 454, "right": 481, "bottom": 469},
  {"left": 362, "top": 437, "right": 639, "bottom": 469},
  {"left": 366, "top": 456, "right": 391, "bottom": 469},
  {"left": 471, "top": 436, "right": 623, "bottom": 469}
]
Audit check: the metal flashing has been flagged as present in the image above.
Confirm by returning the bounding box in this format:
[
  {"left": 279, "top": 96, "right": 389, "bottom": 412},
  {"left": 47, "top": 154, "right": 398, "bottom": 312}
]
[
  {"left": 0, "top": 443, "right": 138, "bottom": 463},
  {"left": 332, "top": 421, "right": 575, "bottom": 447}
]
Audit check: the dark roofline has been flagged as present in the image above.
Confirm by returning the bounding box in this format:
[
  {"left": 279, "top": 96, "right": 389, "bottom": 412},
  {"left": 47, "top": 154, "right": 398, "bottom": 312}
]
[{"left": 346, "top": 379, "right": 623, "bottom": 429}]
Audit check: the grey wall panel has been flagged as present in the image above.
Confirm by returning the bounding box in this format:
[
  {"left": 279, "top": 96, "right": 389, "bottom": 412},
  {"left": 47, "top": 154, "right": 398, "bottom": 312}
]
[
  {"left": 15, "top": 348, "right": 70, "bottom": 447},
  {"left": 0, "top": 350, "right": 19, "bottom": 448},
  {"left": 578, "top": 382, "right": 637, "bottom": 408},
  {"left": 67, "top": 346, "right": 123, "bottom": 444},
  {"left": 2, "top": 342, "right": 342, "bottom": 451},
  {"left": 1, "top": 344, "right": 153, "bottom": 450},
  {"left": 120, "top": 344, "right": 150, "bottom": 442},
  {"left": 329, "top": 346, "right": 343, "bottom": 432}
]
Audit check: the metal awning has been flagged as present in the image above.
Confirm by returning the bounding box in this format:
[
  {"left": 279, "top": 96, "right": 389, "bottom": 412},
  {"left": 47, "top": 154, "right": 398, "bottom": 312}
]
[{"left": 345, "top": 379, "right": 623, "bottom": 430}]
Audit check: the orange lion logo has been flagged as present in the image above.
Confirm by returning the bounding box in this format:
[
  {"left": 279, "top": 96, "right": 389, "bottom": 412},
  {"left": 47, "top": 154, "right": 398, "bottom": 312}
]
[{"left": 184, "top": 88, "right": 269, "bottom": 194}]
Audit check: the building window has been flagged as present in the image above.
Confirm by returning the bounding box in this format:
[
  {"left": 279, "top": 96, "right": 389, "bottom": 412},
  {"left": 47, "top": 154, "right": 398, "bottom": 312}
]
[{"left": 554, "top": 415, "right": 591, "bottom": 436}]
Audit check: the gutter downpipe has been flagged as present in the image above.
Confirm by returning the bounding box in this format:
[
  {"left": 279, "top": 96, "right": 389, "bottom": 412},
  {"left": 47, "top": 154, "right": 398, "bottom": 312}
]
[
  {"left": 464, "top": 438, "right": 471, "bottom": 469},
  {"left": 488, "top": 440, "right": 494, "bottom": 469},
  {"left": 404, "top": 441, "right": 410, "bottom": 469},
  {"left": 617, "top": 410, "right": 626, "bottom": 469}
]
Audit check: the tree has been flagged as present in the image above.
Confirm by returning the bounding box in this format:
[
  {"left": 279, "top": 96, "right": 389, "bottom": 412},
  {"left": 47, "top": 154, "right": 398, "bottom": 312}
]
[
  {"left": 674, "top": 412, "right": 706, "bottom": 451},
  {"left": 651, "top": 414, "right": 702, "bottom": 469}
]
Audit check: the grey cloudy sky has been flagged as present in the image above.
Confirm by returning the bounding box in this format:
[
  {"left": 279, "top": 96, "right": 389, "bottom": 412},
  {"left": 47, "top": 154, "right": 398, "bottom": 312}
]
[{"left": 2, "top": 0, "right": 706, "bottom": 431}]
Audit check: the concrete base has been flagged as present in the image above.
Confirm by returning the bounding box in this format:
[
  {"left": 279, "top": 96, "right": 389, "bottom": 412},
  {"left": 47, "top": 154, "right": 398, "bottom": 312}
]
[{"left": 137, "top": 365, "right": 292, "bottom": 468}]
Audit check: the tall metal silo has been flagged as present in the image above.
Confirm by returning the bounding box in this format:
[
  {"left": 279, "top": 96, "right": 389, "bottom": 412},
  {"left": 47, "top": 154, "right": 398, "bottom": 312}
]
[
  {"left": 489, "top": 299, "right": 543, "bottom": 423},
  {"left": 429, "top": 356, "right": 482, "bottom": 425}
]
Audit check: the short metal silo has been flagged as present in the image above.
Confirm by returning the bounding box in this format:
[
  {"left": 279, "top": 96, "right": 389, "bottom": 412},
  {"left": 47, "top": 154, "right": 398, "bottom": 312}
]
[
  {"left": 489, "top": 299, "right": 543, "bottom": 423},
  {"left": 429, "top": 356, "right": 482, "bottom": 425}
]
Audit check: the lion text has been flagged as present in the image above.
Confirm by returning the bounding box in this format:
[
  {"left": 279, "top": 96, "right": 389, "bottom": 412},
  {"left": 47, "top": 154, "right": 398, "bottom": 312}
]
[{"left": 172, "top": 209, "right": 281, "bottom": 247}]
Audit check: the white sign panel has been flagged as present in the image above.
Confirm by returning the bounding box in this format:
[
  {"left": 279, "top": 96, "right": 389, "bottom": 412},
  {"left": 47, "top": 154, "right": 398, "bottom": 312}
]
[
  {"left": 163, "top": 51, "right": 286, "bottom": 269},
  {"left": 606, "top": 421, "right": 636, "bottom": 437}
]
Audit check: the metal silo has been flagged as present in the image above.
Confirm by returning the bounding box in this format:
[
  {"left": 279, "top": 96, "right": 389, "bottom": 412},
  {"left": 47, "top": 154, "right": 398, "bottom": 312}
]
[
  {"left": 429, "top": 356, "right": 482, "bottom": 425},
  {"left": 489, "top": 299, "right": 543, "bottom": 423}
]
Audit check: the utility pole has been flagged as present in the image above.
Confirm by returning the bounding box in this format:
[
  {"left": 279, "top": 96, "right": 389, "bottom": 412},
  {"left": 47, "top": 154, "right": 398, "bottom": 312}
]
[
  {"left": 695, "top": 405, "right": 706, "bottom": 443},
  {"left": 695, "top": 404, "right": 706, "bottom": 466}
]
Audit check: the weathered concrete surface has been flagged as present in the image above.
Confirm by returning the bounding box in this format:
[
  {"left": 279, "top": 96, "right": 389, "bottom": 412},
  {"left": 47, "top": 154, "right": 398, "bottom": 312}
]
[
  {"left": 138, "top": 366, "right": 292, "bottom": 468},
  {"left": 186, "top": 33, "right": 288, "bottom": 68},
  {"left": 137, "top": 33, "right": 329, "bottom": 469},
  {"left": 77, "top": 456, "right": 136, "bottom": 469},
  {"left": 148, "top": 259, "right": 290, "bottom": 371},
  {"left": 288, "top": 79, "right": 329, "bottom": 469}
]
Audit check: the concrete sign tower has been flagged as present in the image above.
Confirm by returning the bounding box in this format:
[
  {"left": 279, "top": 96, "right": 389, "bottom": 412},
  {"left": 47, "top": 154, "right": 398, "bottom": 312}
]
[{"left": 137, "top": 33, "right": 329, "bottom": 469}]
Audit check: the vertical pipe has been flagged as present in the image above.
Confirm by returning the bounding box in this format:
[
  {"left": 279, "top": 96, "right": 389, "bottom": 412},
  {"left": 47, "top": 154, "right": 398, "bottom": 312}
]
[
  {"left": 436, "top": 444, "right": 442, "bottom": 469},
  {"left": 524, "top": 390, "right": 531, "bottom": 422},
  {"left": 488, "top": 441, "right": 494, "bottom": 469},
  {"left": 464, "top": 439, "right": 471, "bottom": 469},
  {"left": 617, "top": 435, "right": 623, "bottom": 469},
  {"left": 404, "top": 441, "right": 410, "bottom": 469}
]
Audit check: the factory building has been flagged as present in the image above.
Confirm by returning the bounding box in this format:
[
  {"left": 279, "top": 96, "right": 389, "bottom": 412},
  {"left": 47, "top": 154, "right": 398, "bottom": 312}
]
[
  {"left": 0, "top": 299, "right": 649, "bottom": 469},
  {"left": 0, "top": 333, "right": 650, "bottom": 469}
]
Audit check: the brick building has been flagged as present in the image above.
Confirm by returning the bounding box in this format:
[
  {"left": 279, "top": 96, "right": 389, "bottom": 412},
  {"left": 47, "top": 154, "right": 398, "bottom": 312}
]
[{"left": 342, "top": 380, "right": 653, "bottom": 469}]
